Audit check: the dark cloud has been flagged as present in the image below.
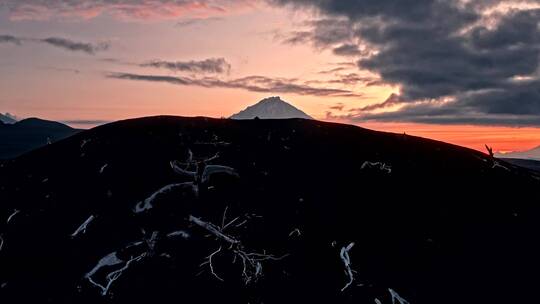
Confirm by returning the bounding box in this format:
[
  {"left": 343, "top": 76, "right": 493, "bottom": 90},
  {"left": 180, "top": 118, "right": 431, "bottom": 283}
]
[
  {"left": 270, "top": 0, "right": 540, "bottom": 126},
  {"left": 41, "top": 37, "right": 109, "bottom": 54},
  {"left": 0, "top": 34, "right": 109, "bottom": 55},
  {"left": 318, "top": 67, "right": 348, "bottom": 74},
  {"left": 332, "top": 44, "right": 362, "bottom": 56},
  {"left": 107, "top": 72, "right": 361, "bottom": 97},
  {"left": 281, "top": 31, "right": 312, "bottom": 45},
  {"left": 308, "top": 73, "right": 379, "bottom": 87},
  {"left": 329, "top": 103, "right": 345, "bottom": 111},
  {"left": 355, "top": 93, "right": 402, "bottom": 112},
  {"left": 62, "top": 120, "right": 110, "bottom": 126},
  {"left": 141, "top": 58, "right": 231, "bottom": 74},
  {"left": 176, "top": 17, "right": 223, "bottom": 27},
  {"left": 0, "top": 35, "right": 22, "bottom": 45},
  {"left": 327, "top": 73, "right": 378, "bottom": 86},
  {"left": 38, "top": 66, "right": 81, "bottom": 74},
  {"left": 107, "top": 73, "right": 192, "bottom": 85}
]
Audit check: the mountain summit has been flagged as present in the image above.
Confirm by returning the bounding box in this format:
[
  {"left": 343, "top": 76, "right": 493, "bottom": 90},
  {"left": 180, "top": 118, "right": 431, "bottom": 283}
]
[
  {"left": 0, "top": 112, "right": 17, "bottom": 124},
  {"left": 230, "top": 96, "right": 313, "bottom": 120},
  {"left": 496, "top": 145, "right": 540, "bottom": 160}
]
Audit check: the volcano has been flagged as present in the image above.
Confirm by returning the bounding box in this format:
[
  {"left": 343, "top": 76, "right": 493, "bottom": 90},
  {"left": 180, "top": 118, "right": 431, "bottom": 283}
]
[{"left": 230, "top": 97, "right": 313, "bottom": 119}]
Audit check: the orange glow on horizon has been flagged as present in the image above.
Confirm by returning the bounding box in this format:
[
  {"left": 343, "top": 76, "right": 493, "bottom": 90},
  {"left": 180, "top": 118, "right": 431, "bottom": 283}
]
[{"left": 352, "top": 121, "right": 540, "bottom": 153}]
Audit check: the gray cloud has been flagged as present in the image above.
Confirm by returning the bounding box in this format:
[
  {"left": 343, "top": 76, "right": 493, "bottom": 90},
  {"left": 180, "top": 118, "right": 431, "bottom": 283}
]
[
  {"left": 280, "top": 31, "right": 312, "bottom": 45},
  {"left": 271, "top": 0, "right": 540, "bottom": 126},
  {"left": 62, "top": 119, "right": 110, "bottom": 126},
  {"left": 176, "top": 17, "right": 223, "bottom": 27},
  {"left": 355, "top": 93, "right": 402, "bottom": 112},
  {"left": 107, "top": 72, "right": 361, "bottom": 97},
  {"left": 0, "top": 35, "right": 22, "bottom": 45},
  {"left": 318, "top": 67, "right": 348, "bottom": 74},
  {"left": 0, "top": 34, "right": 109, "bottom": 55},
  {"left": 332, "top": 44, "right": 362, "bottom": 56},
  {"left": 141, "top": 58, "right": 231, "bottom": 74},
  {"left": 41, "top": 37, "right": 109, "bottom": 54},
  {"left": 108, "top": 73, "right": 192, "bottom": 85}
]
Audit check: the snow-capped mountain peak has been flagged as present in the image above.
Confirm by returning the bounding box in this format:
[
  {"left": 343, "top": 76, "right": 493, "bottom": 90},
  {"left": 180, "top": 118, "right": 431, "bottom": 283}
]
[
  {"left": 230, "top": 97, "right": 313, "bottom": 120},
  {"left": 0, "top": 112, "right": 18, "bottom": 124}
]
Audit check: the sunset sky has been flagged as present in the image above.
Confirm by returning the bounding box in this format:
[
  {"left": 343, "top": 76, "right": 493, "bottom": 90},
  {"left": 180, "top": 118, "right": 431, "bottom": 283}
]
[{"left": 1, "top": 0, "right": 540, "bottom": 152}]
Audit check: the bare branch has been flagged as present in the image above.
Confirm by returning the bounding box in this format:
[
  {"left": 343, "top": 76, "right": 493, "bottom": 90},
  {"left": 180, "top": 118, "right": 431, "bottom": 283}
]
[
  {"left": 167, "top": 230, "right": 190, "bottom": 239},
  {"left": 221, "top": 206, "right": 228, "bottom": 229},
  {"left": 361, "top": 161, "right": 392, "bottom": 174},
  {"left": 71, "top": 215, "right": 95, "bottom": 238},
  {"left": 7, "top": 209, "right": 20, "bottom": 224},
  {"left": 340, "top": 242, "right": 355, "bottom": 292},
  {"left": 134, "top": 182, "right": 196, "bottom": 213},
  {"left": 207, "top": 247, "right": 224, "bottom": 282},
  {"left": 201, "top": 165, "right": 239, "bottom": 183},
  {"left": 389, "top": 288, "right": 410, "bottom": 304},
  {"left": 170, "top": 160, "right": 197, "bottom": 178},
  {"left": 485, "top": 144, "right": 494, "bottom": 158},
  {"left": 189, "top": 215, "right": 240, "bottom": 244},
  {"left": 190, "top": 214, "right": 288, "bottom": 284},
  {"left": 289, "top": 228, "right": 301, "bottom": 237}
]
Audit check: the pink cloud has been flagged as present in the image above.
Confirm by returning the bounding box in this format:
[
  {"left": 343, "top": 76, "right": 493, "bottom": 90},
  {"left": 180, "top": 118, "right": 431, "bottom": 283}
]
[{"left": 5, "top": 0, "right": 256, "bottom": 21}]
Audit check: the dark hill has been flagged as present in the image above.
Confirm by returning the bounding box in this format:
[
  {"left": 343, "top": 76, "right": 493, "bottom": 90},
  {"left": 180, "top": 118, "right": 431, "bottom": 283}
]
[
  {"left": 0, "top": 116, "right": 539, "bottom": 304},
  {"left": 0, "top": 118, "right": 81, "bottom": 159},
  {"left": 502, "top": 158, "right": 540, "bottom": 172}
]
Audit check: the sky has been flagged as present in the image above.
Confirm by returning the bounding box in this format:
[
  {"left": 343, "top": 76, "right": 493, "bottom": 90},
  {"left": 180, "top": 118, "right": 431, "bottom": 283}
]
[{"left": 1, "top": 0, "right": 540, "bottom": 153}]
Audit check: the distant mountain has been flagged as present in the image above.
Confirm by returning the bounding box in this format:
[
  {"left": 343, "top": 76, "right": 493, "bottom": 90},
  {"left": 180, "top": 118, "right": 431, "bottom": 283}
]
[
  {"left": 230, "top": 96, "right": 313, "bottom": 119},
  {"left": 0, "top": 113, "right": 17, "bottom": 124},
  {"left": 0, "top": 118, "right": 81, "bottom": 159},
  {"left": 496, "top": 145, "right": 540, "bottom": 160}
]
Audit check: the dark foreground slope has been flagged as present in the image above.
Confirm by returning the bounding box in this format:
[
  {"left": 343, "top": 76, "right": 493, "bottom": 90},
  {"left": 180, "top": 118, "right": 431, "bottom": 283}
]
[
  {"left": 0, "top": 116, "right": 539, "bottom": 304},
  {"left": 0, "top": 118, "right": 81, "bottom": 159}
]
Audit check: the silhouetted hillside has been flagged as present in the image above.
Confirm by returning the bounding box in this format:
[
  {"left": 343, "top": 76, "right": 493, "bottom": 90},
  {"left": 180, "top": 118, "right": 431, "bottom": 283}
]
[
  {"left": 0, "top": 118, "right": 81, "bottom": 159},
  {"left": 0, "top": 116, "right": 539, "bottom": 304}
]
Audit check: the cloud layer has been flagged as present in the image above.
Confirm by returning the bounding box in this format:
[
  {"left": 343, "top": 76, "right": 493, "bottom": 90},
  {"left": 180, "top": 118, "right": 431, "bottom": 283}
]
[
  {"left": 0, "top": 34, "right": 109, "bottom": 54},
  {"left": 272, "top": 0, "right": 540, "bottom": 126},
  {"left": 41, "top": 37, "right": 109, "bottom": 54},
  {"left": 107, "top": 72, "right": 361, "bottom": 97},
  {"left": 0, "top": 34, "right": 22, "bottom": 45},
  {"left": 2, "top": 0, "right": 255, "bottom": 20},
  {"left": 141, "top": 58, "right": 231, "bottom": 74}
]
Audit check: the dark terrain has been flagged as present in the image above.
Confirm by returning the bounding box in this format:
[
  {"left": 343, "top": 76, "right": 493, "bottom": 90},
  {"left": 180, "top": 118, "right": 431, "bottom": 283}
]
[
  {"left": 502, "top": 158, "right": 540, "bottom": 172},
  {"left": 0, "top": 116, "right": 539, "bottom": 304},
  {"left": 0, "top": 118, "right": 81, "bottom": 159}
]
